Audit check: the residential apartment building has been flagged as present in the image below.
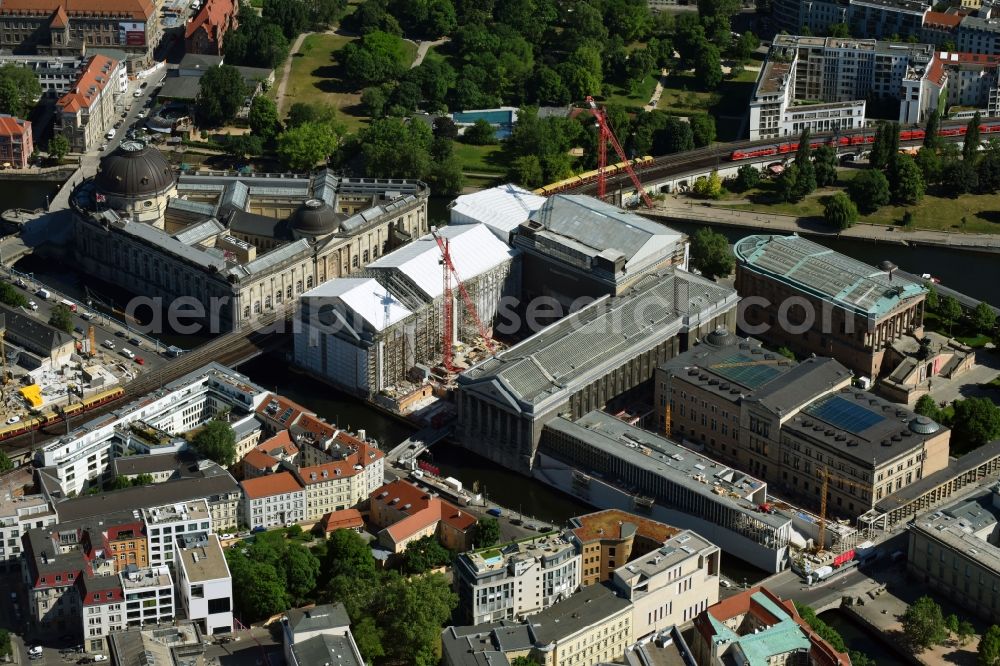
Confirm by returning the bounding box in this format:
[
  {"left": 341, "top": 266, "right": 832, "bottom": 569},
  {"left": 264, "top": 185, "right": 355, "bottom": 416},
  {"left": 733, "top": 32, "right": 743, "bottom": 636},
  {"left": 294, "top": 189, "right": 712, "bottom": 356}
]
[
  {"left": 55, "top": 54, "right": 123, "bottom": 153},
  {"left": 907, "top": 486, "right": 1000, "bottom": 620},
  {"left": 282, "top": 604, "right": 366, "bottom": 666},
  {"left": 119, "top": 566, "right": 174, "bottom": 633},
  {"left": 369, "top": 479, "right": 477, "bottom": 553},
  {"left": 0, "top": 0, "right": 160, "bottom": 72},
  {"left": 142, "top": 500, "right": 212, "bottom": 569},
  {"left": 0, "top": 115, "right": 31, "bottom": 168},
  {"left": 80, "top": 574, "right": 126, "bottom": 653},
  {"left": 455, "top": 532, "right": 581, "bottom": 625},
  {"left": 240, "top": 472, "right": 306, "bottom": 530},
  {"left": 750, "top": 36, "right": 937, "bottom": 139},
  {"left": 442, "top": 584, "right": 634, "bottom": 666},
  {"left": 691, "top": 587, "right": 850, "bottom": 666},
  {"left": 295, "top": 438, "right": 384, "bottom": 521},
  {"left": 735, "top": 234, "right": 928, "bottom": 380},
  {"left": 37, "top": 363, "right": 267, "bottom": 497},
  {"left": 613, "top": 530, "right": 721, "bottom": 637},
  {"left": 175, "top": 534, "right": 232, "bottom": 635},
  {"left": 0, "top": 468, "right": 56, "bottom": 571}
]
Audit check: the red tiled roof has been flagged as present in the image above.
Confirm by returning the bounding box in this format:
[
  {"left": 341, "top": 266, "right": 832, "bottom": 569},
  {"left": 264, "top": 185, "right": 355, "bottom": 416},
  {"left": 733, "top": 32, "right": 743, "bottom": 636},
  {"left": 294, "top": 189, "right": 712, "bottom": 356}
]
[
  {"left": 320, "top": 508, "right": 364, "bottom": 533},
  {"left": 49, "top": 5, "right": 67, "bottom": 27},
  {"left": 293, "top": 413, "right": 337, "bottom": 443},
  {"left": 0, "top": 0, "right": 153, "bottom": 21},
  {"left": 78, "top": 574, "right": 124, "bottom": 606},
  {"left": 258, "top": 430, "right": 298, "bottom": 457},
  {"left": 241, "top": 471, "right": 303, "bottom": 500},
  {"left": 924, "top": 11, "right": 961, "bottom": 27},
  {"left": 299, "top": 439, "right": 382, "bottom": 485},
  {"left": 256, "top": 393, "right": 311, "bottom": 428},
  {"left": 185, "top": 0, "right": 236, "bottom": 40},
  {"left": 371, "top": 480, "right": 475, "bottom": 543},
  {"left": 105, "top": 522, "right": 143, "bottom": 542},
  {"left": 57, "top": 54, "right": 118, "bottom": 113},
  {"left": 0, "top": 116, "right": 30, "bottom": 138},
  {"left": 242, "top": 447, "right": 277, "bottom": 471}
]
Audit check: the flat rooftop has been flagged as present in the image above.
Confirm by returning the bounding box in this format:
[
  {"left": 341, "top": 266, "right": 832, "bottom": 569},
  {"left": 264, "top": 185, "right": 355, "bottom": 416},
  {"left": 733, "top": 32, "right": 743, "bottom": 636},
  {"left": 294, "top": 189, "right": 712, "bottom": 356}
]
[
  {"left": 459, "top": 269, "right": 737, "bottom": 408},
  {"left": 144, "top": 499, "right": 210, "bottom": 524},
  {"left": 735, "top": 234, "right": 926, "bottom": 319},
  {"left": 177, "top": 535, "right": 229, "bottom": 582},
  {"left": 910, "top": 487, "right": 1000, "bottom": 574},
  {"left": 527, "top": 584, "right": 631, "bottom": 645},
  {"left": 570, "top": 509, "right": 679, "bottom": 544},
  {"left": 460, "top": 532, "right": 574, "bottom": 574},
  {"left": 121, "top": 566, "right": 172, "bottom": 590},
  {"left": 616, "top": 530, "right": 715, "bottom": 586}
]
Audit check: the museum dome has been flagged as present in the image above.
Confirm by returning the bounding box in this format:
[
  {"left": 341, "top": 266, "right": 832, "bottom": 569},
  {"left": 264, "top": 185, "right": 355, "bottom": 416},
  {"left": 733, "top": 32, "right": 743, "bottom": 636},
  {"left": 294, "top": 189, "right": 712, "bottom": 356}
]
[
  {"left": 291, "top": 198, "right": 344, "bottom": 237},
  {"left": 704, "top": 327, "right": 737, "bottom": 348},
  {"left": 94, "top": 140, "right": 176, "bottom": 199},
  {"left": 909, "top": 415, "right": 941, "bottom": 435}
]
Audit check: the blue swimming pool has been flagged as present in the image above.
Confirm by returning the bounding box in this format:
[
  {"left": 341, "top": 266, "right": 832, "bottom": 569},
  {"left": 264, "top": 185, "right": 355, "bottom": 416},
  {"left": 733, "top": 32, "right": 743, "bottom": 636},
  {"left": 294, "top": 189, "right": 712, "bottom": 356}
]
[{"left": 453, "top": 109, "right": 515, "bottom": 124}]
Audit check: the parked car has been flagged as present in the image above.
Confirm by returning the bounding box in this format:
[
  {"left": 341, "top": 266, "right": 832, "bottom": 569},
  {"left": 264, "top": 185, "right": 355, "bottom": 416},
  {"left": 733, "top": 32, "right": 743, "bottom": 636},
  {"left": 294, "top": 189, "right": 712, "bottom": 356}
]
[
  {"left": 6, "top": 416, "right": 20, "bottom": 425},
  {"left": 99, "top": 143, "right": 108, "bottom": 152},
  {"left": 14, "top": 277, "right": 25, "bottom": 287},
  {"left": 27, "top": 300, "right": 37, "bottom": 310},
  {"left": 135, "top": 357, "right": 145, "bottom": 365},
  {"left": 121, "top": 348, "right": 135, "bottom": 360},
  {"left": 220, "top": 533, "right": 235, "bottom": 541},
  {"left": 105, "top": 129, "right": 116, "bottom": 139},
  {"left": 81, "top": 311, "right": 94, "bottom": 320},
  {"left": 103, "top": 340, "right": 115, "bottom": 350},
  {"left": 133, "top": 90, "right": 142, "bottom": 98}
]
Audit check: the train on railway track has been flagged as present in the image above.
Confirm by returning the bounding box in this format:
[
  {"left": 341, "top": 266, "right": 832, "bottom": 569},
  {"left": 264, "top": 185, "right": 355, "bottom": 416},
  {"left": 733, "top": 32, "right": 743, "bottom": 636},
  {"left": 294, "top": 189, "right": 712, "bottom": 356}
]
[
  {"left": 533, "top": 156, "right": 655, "bottom": 196},
  {"left": 0, "top": 386, "right": 124, "bottom": 443},
  {"left": 730, "top": 120, "right": 1000, "bottom": 161}
]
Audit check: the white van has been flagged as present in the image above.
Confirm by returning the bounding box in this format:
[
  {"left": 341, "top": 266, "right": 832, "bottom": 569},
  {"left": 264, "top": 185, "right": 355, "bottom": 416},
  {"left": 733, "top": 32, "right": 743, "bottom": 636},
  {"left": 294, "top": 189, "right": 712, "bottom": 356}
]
[
  {"left": 106, "top": 128, "right": 116, "bottom": 140},
  {"left": 35, "top": 288, "right": 50, "bottom": 299}
]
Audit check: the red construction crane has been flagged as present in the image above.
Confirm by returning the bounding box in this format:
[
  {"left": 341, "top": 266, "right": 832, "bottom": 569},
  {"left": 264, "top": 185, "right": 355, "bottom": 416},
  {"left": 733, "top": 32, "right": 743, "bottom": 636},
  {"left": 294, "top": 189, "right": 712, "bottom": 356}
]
[
  {"left": 433, "top": 231, "right": 496, "bottom": 373},
  {"left": 585, "top": 96, "right": 654, "bottom": 208}
]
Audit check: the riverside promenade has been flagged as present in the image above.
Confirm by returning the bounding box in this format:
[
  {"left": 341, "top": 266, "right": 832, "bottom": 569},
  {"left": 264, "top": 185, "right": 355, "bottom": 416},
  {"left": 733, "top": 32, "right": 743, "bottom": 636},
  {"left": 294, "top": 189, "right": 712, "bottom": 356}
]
[{"left": 646, "top": 199, "right": 1000, "bottom": 253}]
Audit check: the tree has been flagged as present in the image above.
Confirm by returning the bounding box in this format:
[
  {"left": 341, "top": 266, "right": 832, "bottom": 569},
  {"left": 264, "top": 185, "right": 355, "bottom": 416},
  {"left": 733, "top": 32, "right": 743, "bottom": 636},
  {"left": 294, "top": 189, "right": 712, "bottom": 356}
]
[
  {"left": 952, "top": 397, "right": 1000, "bottom": 451},
  {"left": 972, "top": 301, "right": 998, "bottom": 333},
  {"left": 426, "top": 153, "right": 464, "bottom": 196},
  {"left": 775, "top": 163, "right": 800, "bottom": 203},
  {"left": 195, "top": 65, "right": 248, "bottom": 127},
  {"left": 690, "top": 114, "right": 716, "bottom": 148},
  {"left": 939, "top": 295, "right": 963, "bottom": 335},
  {"left": 463, "top": 118, "right": 497, "bottom": 145},
  {"left": 285, "top": 102, "right": 338, "bottom": 129},
  {"left": 352, "top": 616, "right": 384, "bottom": 663},
  {"left": 360, "top": 86, "right": 389, "bottom": 117},
  {"left": 813, "top": 144, "right": 838, "bottom": 187},
  {"left": 731, "top": 31, "right": 760, "bottom": 63},
  {"left": 48, "top": 304, "right": 73, "bottom": 334},
  {"left": 902, "top": 596, "right": 948, "bottom": 651},
  {"left": 380, "top": 573, "right": 457, "bottom": 666},
  {"left": 324, "top": 528, "right": 377, "bottom": 580},
  {"left": 695, "top": 43, "right": 723, "bottom": 90},
  {"left": 511, "top": 658, "right": 543, "bottom": 666},
  {"left": 47, "top": 134, "right": 70, "bottom": 161},
  {"left": 285, "top": 543, "right": 321, "bottom": 603},
  {"left": 473, "top": 518, "right": 500, "bottom": 548},
  {"left": 946, "top": 614, "right": 961, "bottom": 634},
  {"left": 402, "top": 535, "right": 453, "bottom": 574},
  {"left": 942, "top": 158, "right": 979, "bottom": 196},
  {"left": 248, "top": 96, "right": 281, "bottom": 142},
  {"left": 823, "top": 192, "right": 859, "bottom": 230},
  {"left": 225, "top": 15, "right": 291, "bottom": 70},
  {"left": 690, "top": 228, "right": 734, "bottom": 280},
  {"left": 359, "top": 117, "right": 432, "bottom": 179},
  {"left": 0, "top": 452, "right": 11, "bottom": 474},
  {"left": 0, "top": 64, "right": 41, "bottom": 119},
  {"left": 277, "top": 121, "right": 342, "bottom": 171},
  {"left": 309, "top": 0, "right": 348, "bottom": 27},
  {"left": 924, "top": 109, "right": 941, "bottom": 150},
  {"left": 654, "top": 116, "right": 695, "bottom": 154},
  {"left": 890, "top": 153, "right": 925, "bottom": 205},
  {"left": 915, "top": 395, "right": 941, "bottom": 421},
  {"left": 223, "top": 134, "right": 263, "bottom": 161},
  {"left": 132, "top": 473, "right": 154, "bottom": 487},
  {"left": 341, "top": 30, "right": 410, "bottom": 88},
  {"left": 926, "top": 286, "right": 940, "bottom": 312},
  {"left": 965, "top": 111, "right": 982, "bottom": 162},
  {"left": 263, "top": 0, "right": 310, "bottom": 39},
  {"left": 870, "top": 121, "right": 900, "bottom": 171},
  {"left": 847, "top": 169, "right": 890, "bottom": 213},
  {"left": 731, "top": 164, "right": 760, "bottom": 192},
  {"left": 828, "top": 22, "right": 850, "bottom": 37},
  {"left": 0, "top": 283, "right": 26, "bottom": 308},
  {"left": 433, "top": 116, "right": 458, "bottom": 139},
  {"left": 693, "top": 170, "right": 724, "bottom": 199},
  {"left": 226, "top": 553, "right": 288, "bottom": 621},
  {"left": 509, "top": 155, "right": 544, "bottom": 188},
  {"left": 793, "top": 128, "right": 817, "bottom": 198},
  {"left": 979, "top": 625, "right": 1000, "bottom": 666},
  {"left": 958, "top": 620, "right": 976, "bottom": 645},
  {"left": 915, "top": 147, "right": 942, "bottom": 185},
  {"left": 190, "top": 419, "right": 237, "bottom": 466}
]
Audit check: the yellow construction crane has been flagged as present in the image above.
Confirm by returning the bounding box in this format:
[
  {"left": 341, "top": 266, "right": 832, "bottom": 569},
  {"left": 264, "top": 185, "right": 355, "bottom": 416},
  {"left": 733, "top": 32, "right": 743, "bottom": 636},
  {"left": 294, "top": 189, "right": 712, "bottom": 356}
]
[
  {"left": 816, "top": 466, "right": 871, "bottom": 553},
  {"left": 87, "top": 325, "right": 97, "bottom": 359},
  {"left": 0, "top": 329, "right": 6, "bottom": 389}
]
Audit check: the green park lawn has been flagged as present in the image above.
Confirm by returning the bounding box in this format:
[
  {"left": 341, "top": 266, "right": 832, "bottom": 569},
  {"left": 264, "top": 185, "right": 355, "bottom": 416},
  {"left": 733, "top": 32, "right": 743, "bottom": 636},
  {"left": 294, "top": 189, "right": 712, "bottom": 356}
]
[
  {"left": 656, "top": 67, "right": 758, "bottom": 140},
  {"left": 602, "top": 73, "right": 660, "bottom": 109},
  {"left": 452, "top": 142, "right": 509, "bottom": 175},
  {"left": 285, "top": 33, "right": 368, "bottom": 131}
]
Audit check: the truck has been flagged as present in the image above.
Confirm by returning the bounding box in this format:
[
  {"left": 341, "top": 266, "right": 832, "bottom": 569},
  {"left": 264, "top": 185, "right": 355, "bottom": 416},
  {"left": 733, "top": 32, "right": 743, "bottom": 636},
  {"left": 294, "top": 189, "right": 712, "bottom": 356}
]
[
  {"left": 443, "top": 476, "right": 463, "bottom": 493},
  {"left": 807, "top": 565, "right": 834, "bottom": 585},
  {"left": 35, "top": 288, "right": 51, "bottom": 300},
  {"left": 487, "top": 508, "right": 502, "bottom": 518},
  {"left": 59, "top": 299, "right": 77, "bottom": 313}
]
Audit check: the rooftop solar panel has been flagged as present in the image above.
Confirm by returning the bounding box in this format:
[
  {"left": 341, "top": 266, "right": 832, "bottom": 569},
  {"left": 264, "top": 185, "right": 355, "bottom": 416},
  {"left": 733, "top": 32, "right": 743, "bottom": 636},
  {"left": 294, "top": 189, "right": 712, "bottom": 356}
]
[
  {"left": 709, "top": 354, "right": 783, "bottom": 389},
  {"left": 803, "top": 395, "right": 884, "bottom": 434}
]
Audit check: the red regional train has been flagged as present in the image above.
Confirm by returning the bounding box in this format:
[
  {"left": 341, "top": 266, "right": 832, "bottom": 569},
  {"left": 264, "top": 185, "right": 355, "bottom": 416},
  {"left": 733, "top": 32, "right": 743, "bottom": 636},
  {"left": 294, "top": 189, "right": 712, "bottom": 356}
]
[{"left": 730, "top": 120, "right": 1000, "bottom": 161}]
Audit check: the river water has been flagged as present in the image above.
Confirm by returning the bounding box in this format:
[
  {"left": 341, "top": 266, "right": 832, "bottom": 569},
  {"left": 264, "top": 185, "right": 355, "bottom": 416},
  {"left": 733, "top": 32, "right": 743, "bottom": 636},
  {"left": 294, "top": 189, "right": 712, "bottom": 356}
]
[
  {"left": 819, "top": 609, "right": 909, "bottom": 666},
  {"left": 0, "top": 179, "right": 61, "bottom": 211}
]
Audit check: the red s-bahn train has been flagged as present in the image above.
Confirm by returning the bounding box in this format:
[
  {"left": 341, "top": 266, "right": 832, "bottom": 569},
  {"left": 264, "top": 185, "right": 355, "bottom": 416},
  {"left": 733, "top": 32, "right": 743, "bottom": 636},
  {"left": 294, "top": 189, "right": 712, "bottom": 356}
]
[{"left": 730, "top": 120, "right": 1000, "bottom": 161}]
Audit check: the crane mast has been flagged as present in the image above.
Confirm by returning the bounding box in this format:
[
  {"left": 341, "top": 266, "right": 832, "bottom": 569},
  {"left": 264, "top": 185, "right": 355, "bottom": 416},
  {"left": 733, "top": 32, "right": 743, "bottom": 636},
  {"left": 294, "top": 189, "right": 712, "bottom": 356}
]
[{"left": 585, "top": 96, "right": 654, "bottom": 208}]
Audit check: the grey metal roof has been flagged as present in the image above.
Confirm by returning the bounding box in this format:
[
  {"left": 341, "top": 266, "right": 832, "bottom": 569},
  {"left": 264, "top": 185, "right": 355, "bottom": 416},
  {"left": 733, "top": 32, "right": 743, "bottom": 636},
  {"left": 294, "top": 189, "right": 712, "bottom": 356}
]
[
  {"left": 167, "top": 197, "right": 216, "bottom": 217},
  {"left": 227, "top": 209, "right": 286, "bottom": 239},
  {"left": 441, "top": 622, "right": 520, "bottom": 666},
  {"left": 173, "top": 217, "right": 224, "bottom": 246},
  {"left": 310, "top": 169, "right": 339, "bottom": 206},
  {"left": 734, "top": 234, "right": 927, "bottom": 318},
  {"left": 120, "top": 221, "right": 226, "bottom": 271},
  {"left": 0, "top": 304, "right": 73, "bottom": 355},
  {"left": 179, "top": 53, "right": 223, "bottom": 71},
  {"left": 748, "top": 357, "right": 853, "bottom": 415},
  {"left": 220, "top": 180, "right": 250, "bottom": 211},
  {"left": 233, "top": 239, "right": 310, "bottom": 277},
  {"left": 459, "top": 270, "right": 737, "bottom": 408},
  {"left": 287, "top": 603, "right": 351, "bottom": 636},
  {"left": 291, "top": 635, "right": 363, "bottom": 666},
  {"left": 527, "top": 584, "right": 630, "bottom": 645},
  {"left": 527, "top": 194, "right": 682, "bottom": 265},
  {"left": 158, "top": 75, "right": 201, "bottom": 100},
  {"left": 110, "top": 451, "right": 200, "bottom": 478}
]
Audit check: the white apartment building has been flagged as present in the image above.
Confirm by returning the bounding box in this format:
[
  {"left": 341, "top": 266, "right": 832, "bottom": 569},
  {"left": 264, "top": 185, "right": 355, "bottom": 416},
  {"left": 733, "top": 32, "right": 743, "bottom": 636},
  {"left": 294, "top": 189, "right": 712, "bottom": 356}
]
[
  {"left": 143, "top": 500, "right": 212, "bottom": 569},
  {"left": 240, "top": 471, "right": 306, "bottom": 529},
  {"left": 176, "top": 534, "right": 233, "bottom": 635},
  {"left": 455, "top": 533, "right": 581, "bottom": 625},
  {"left": 121, "top": 566, "right": 175, "bottom": 629},
  {"left": 82, "top": 566, "right": 175, "bottom": 654},
  {"left": 0, "top": 490, "right": 56, "bottom": 571},
  {"left": 38, "top": 363, "right": 268, "bottom": 496},
  {"left": 296, "top": 438, "right": 384, "bottom": 522},
  {"left": 612, "top": 530, "right": 721, "bottom": 638},
  {"left": 750, "top": 35, "right": 938, "bottom": 139}
]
